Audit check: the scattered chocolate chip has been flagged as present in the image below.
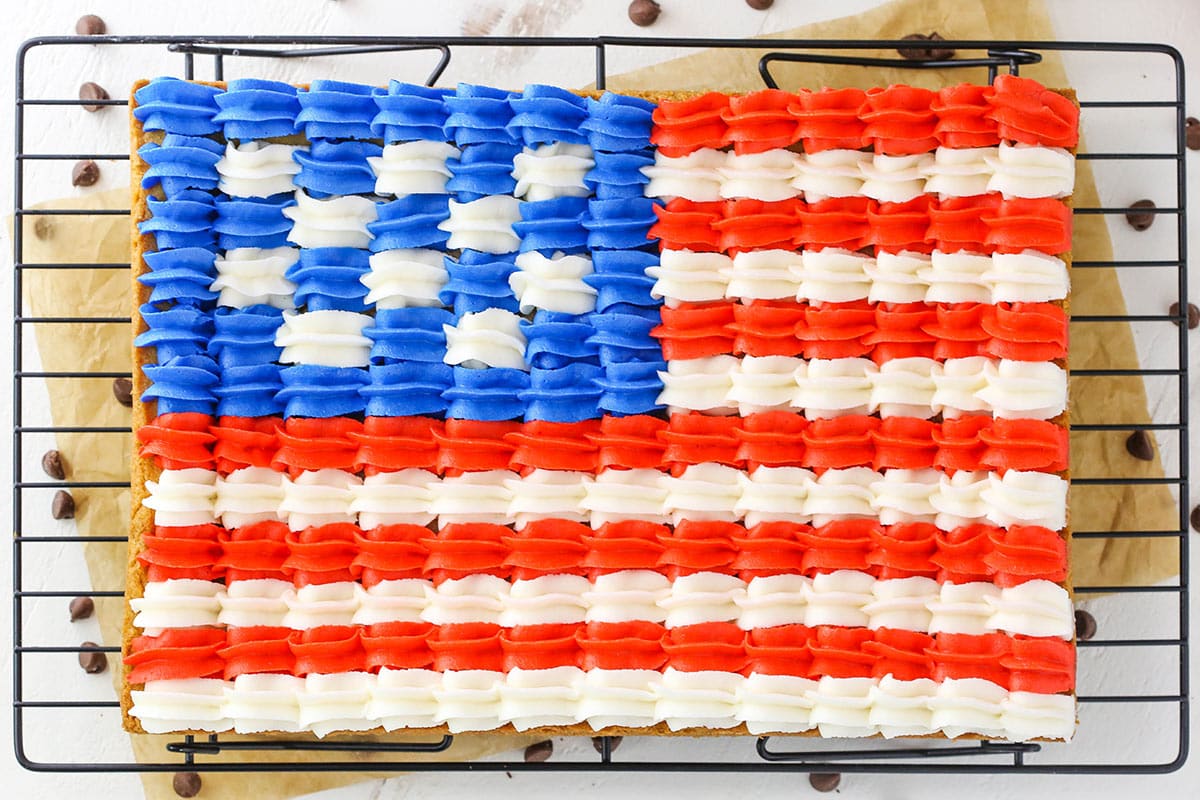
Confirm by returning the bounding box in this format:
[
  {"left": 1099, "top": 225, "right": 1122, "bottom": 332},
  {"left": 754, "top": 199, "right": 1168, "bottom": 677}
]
[
  {"left": 809, "top": 773, "right": 842, "bottom": 793},
  {"left": 78, "top": 642, "right": 106, "bottom": 674},
  {"left": 1168, "top": 301, "right": 1200, "bottom": 329},
  {"left": 69, "top": 596, "right": 94, "bottom": 622},
  {"left": 592, "top": 735, "right": 623, "bottom": 755},
  {"left": 1190, "top": 504, "right": 1200, "bottom": 533},
  {"left": 1186, "top": 117, "right": 1200, "bottom": 151},
  {"left": 172, "top": 771, "right": 202, "bottom": 798},
  {"left": 897, "top": 32, "right": 954, "bottom": 62},
  {"left": 1074, "top": 609, "right": 1097, "bottom": 640},
  {"left": 41, "top": 449, "right": 66, "bottom": 479},
  {"left": 1124, "top": 430, "right": 1154, "bottom": 461},
  {"left": 51, "top": 489, "right": 75, "bottom": 520},
  {"left": 32, "top": 217, "right": 54, "bottom": 240},
  {"left": 71, "top": 159, "right": 100, "bottom": 187},
  {"left": 1125, "top": 199, "right": 1157, "bottom": 231},
  {"left": 78, "top": 82, "right": 109, "bottom": 112},
  {"left": 745, "top": 0, "right": 774, "bottom": 9},
  {"left": 112, "top": 377, "right": 133, "bottom": 406},
  {"left": 75, "top": 14, "right": 106, "bottom": 36},
  {"left": 524, "top": 740, "right": 553, "bottom": 762},
  {"left": 628, "top": 0, "right": 661, "bottom": 27}
]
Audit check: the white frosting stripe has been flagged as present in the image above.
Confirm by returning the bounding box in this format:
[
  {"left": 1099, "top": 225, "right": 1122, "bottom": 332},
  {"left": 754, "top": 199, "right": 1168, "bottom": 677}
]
[{"left": 131, "top": 673, "right": 1074, "bottom": 740}]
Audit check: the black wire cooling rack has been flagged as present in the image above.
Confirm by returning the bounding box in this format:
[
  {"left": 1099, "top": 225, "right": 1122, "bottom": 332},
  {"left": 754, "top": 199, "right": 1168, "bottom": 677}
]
[{"left": 11, "top": 36, "right": 1191, "bottom": 775}]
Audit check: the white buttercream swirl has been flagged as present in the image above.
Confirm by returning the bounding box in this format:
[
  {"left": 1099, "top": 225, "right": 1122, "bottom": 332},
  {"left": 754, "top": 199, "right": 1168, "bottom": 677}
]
[
  {"left": 368, "top": 140, "right": 459, "bottom": 197},
  {"left": 214, "top": 466, "right": 286, "bottom": 528},
  {"left": 142, "top": 468, "right": 218, "bottom": 527},
  {"left": 438, "top": 196, "right": 522, "bottom": 253},
  {"left": 510, "top": 251, "right": 597, "bottom": 314},
  {"left": 921, "top": 147, "right": 997, "bottom": 198},
  {"left": 130, "top": 578, "right": 223, "bottom": 634},
  {"left": 793, "top": 247, "right": 873, "bottom": 302},
  {"left": 860, "top": 153, "right": 935, "bottom": 203},
  {"left": 210, "top": 247, "right": 299, "bottom": 309},
  {"left": 349, "top": 469, "right": 438, "bottom": 528},
  {"left": 641, "top": 148, "right": 726, "bottom": 201},
  {"left": 791, "top": 149, "right": 870, "bottom": 201},
  {"left": 442, "top": 308, "right": 528, "bottom": 370},
  {"left": 717, "top": 151, "right": 799, "bottom": 201},
  {"left": 724, "top": 249, "right": 802, "bottom": 300},
  {"left": 985, "top": 142, "right": 1075, "bottom": 199},
  {"left": 278, "top": 468, "right": 360, "bottom": 531},
  {"left": 646, "top": 249, "right": 732, "bottom": 307},
  {"left": 512, "top": 143, "right": 595, "bottom": 201},
  {"left": 283, "top": 189, "right": 378, "bottom": 249},
  {"left": 656, "top": 355, "right": 740, "bottom": 414},
  {"left": 361, "top": 249, "right": 449, "bottom": 309},
  {"left": 216, "top": 142, "right": 303, "bottom": 198},
  {"left": 274, "top": 309, "right": 373, "bottom": 367}
]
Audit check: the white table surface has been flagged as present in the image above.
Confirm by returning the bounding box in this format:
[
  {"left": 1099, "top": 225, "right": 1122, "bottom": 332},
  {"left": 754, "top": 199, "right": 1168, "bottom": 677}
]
[{"left": 2, "top": 1, "right": 1198, "bottom": 797}]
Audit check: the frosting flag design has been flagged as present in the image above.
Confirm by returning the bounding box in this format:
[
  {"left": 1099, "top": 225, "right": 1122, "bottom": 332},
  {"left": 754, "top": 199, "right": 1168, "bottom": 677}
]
[{"left": 129, "top": 76, "right": 1074, "bottom": 740}]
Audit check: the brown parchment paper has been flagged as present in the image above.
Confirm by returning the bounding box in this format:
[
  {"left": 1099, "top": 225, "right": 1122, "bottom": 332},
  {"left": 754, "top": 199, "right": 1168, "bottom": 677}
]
[{"left": 16, "top": 0, "right": 1177, "bottom": 796}]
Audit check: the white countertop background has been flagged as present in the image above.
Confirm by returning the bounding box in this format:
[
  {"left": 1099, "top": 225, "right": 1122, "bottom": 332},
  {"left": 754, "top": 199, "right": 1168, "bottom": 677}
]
[{"left": 2, "top": 1, "right": 1199, "bottom": 797}]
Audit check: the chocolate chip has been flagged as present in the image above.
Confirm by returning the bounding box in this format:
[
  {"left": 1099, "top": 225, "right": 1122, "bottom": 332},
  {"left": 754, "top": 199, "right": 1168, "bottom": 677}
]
[
  {"left": 1074, "top": 609, "right": 1097, "bottom": 641},
  {"left": 75, "top": 14, "right": 106, "bottom": 36},
  {"left": 628, "top": 0, "right": 661, "bottom": 27},
  {"left": 1168, "top": 301, "right": 1200, "bottom": 330},
  {"left": 1125, "top": 430, "right": 1154, "bottom": 461},
  {"left": 172, "top": 771, "right": 202, "bottom": 798},
  {"left": 41, "top": 449, "right": 66, "bottom": 479},
  {"left": 591, "top": 735, "right": 623, "bottom": 755},
  {"left": 78, "top": 82, "right": 109, "bottom": 112},
  {"left": 69, "top": 596, "right": 94, "bottom": 622},
  {"left": 112, "top": 377, "right": 134, "bottom": 406},
  {"left": 809, "top": 773, "right": 842, "bottom": 793},
  {"left": 745, "top": 0, "right": 774, "bottom": 9},
  {"left": 1125, "top": 199, "right": 1157, "bottom": 231},
  {"left": 32, "top": 217, "right": 54, "bottom": 241},
  {"left": 78, "top": 642, "right": 106, "bottom": 674},
  {"left": 51, "top": 490, "right": 75, "bottom": 520},
  {"left": 898, "top": 32, "right": 954, "bottom": 62},
  {"left": 1186, "top": 117, "right": 1200, "bottom": 151},
  {"left": 524, "top": 740, "right": 553, "bottom": 762},
  {"left": 1190, "top": 504, "right": 1200, "bottom": 533},
  {"left": 72, "top": 159, "right": 100, "bottom": 187}
]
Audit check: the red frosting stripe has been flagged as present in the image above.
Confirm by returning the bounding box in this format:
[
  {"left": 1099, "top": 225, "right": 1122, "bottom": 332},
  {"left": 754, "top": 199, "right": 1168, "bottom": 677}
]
[
  {"left": 732, "top": 300, "right": 806, "bottom": 356},
  {"left": 744, "top": 623, "right": 815, "bottom": 676},
  {"left": 797, "top": 519, "right": 876, "bottom": 574},
  {"left": 290, "top": 625, "right": 365, "bottom": 676},
  {"left": 126, "top": 627, "right": 227, "bottom": 683},
  {"left": 790, "top": 88, "right": 868, "bottom": 153},
  {"left": 723, "top": 89, "right": 800, "bottom": 154},
  {"left": 925, "top": 303, "right": 992, "bottom": 360},
  {"left": 649, "top": 198, "right": 724, "bottom": 251},
  {"left": 984, "top": 525, "right": 1068, "bottom": 587},
  {"left": 927, "top": 194, "right": 1001, "bottom": 254},
  {"left": 662, "top": 412, "right": 744, "bottom": 474},
  {"left": 663, "top": 622, "right": 747, "bottom": 672},
  {"left": 361, "top": 620, "right": 435, "bottom": 671},
  {"left": 272, "top": 417, "right": 362, "bottom": 477},
  {"left": 218, "top": 520, "right": 291, "bottom": 582},
  {"left": 658, "top": 520, "right": 740, "bottom": 578},
  {"left": 802, "top": 416, "right": 879, "bottom": 469},
  {"left": 220, "top": 626, "right": 296, "bottom": 679},
  {"left": 351, "top": 524, "right": 430, "bottom": 586},
  {"left": 284, "top": 522, "right": 360, "bottom": 586},
  {"left": 508, "top": 420, "right": 600, "bottom": 473},
  {"left": 652, "top": 301, "right": 737, "bottom": 360},
  {"left": 979, "top": 418, "right": 1069, "bottom": 473},
  {"left": 578, "top": 620, "right": 668, "bottom": 671},
  {"left": 983, "top": 197, "right": 1073, "bottom": 255},
  {"left": 730, "top": 521, "right": 811, "bottom": 579},
  {"left": 981, "top": 302, "right": 1068, "bottom": 361},
  {"left": 503, "top": 519, "right": 590, "bottom": 580},
  {"left": 501, "top": 623, "right": 583, "bottom": 670},
  {"left": 808, "top": 625, "right": 876, "bottom": 678},
  {"left": 867, "top": 522, "right": 940, "bottom": 580},
  {"left": 589, "top": 415, "right": 668, "bottom": 471},
  {"left": 987, "top": 74, "right": 1079, "bottom": 148},
  {"left": 581, "top": 521, "right": 668, "bottom": 576},
  {"left": 931, "top": 83, "right": 1000, "bottom": 148},
  {"left": 211, "top": 416, "right": 283, "bottom": 473},
  {"left": 863, "top": 302, "right": 937, "bottom": 361},
  {"left": 929, "top": 632, "right": 1012, "bottom": 688},
  {"left": 932, "top": 416, "right": 992, "bottom": 472},
  {"left": 137, "top": 412, "right": 216, "bottom": 470},
  {"left": 650, "top": 92, "right": 731, "bottom": 157},
  {"left": 714, "top": 198, "right": 802, "bottom": 253},
  {"left": 428, "top": 622, "right": 505, "bottom": 672},
  {"left": 1002, "top": 635, "right": 1075, "bottom": 694},
  {"left": 872, "top": 416, "right": 939, "bottom": 471},
  {"left": 799, "top": 300, "right": 875, "bottom": 359},
  {"left": 796, "top": 196, "right": 871, "bottom": 251},
  {"left": 930, "top": 523, "right": 998, "bottom": 584},
  {"left": 422, "top": 523, "right": 512, "bottom": 583},
  {"left": 861, "top": 85, "right": 939, "bottom": 155},
  {"left": 139, "top": 524, "right": 226, "bottom": 582},
  {"left": 433, "top": 419, "right": 520, "bottom": 475},
  {"left": 735, "top": 411, "right": 808, "bottom": 469},
  {"left": 351, "top": 416, "right": 443, "bottom": 474},
  {"left": 863, "top": 627, "right": 935, "bottom": 681},
  {"left": 865, "top": 195, "right": 934, "bottom": 253}
]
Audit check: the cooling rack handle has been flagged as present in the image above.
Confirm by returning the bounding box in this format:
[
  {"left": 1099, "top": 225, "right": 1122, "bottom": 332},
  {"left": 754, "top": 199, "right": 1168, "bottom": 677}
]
[{"left": 757, "top": 46, "right": 1042, "bottom": 89}]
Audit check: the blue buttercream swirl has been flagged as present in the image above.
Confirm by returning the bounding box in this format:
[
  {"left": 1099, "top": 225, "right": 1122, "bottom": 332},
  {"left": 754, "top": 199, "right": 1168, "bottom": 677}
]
[
  {"left": 583, "top": 197, "right": 660, "bottom": 250},
  {"left": 581, "top": 93, "right": 656, "bottom": 152},
  {"left": 140, "top": 189, "right": 217, "bottom": 250},
  {"left": 213, "top": 193, "right": 296, "bottom": 250},
  {"left": 286, "top": 248, "right": 370, "bottom": 312},
  {"left": 365, "top": 307, "right": 453, "bottom": 364},
  {"left": 207, "top": 305, "right": 284, "bottom": 367},
  {"left": 587, "top": 306, "right": 662, "bottom": 364},
  {"left": 586, "top": 151, "right": 654, "bottom": 199},
  {"left": 521, "top": 311, "right": 599, "bottom": 369},
  {"left": 296, "top": 80, "right": 378, "bottom": 141},
  {"left": 139, "top": 247, "right": 218, "bottom": 305},
  {"left": 293, "top": 139, "right": 382, "bottom": 198},
  {"left": 584, "top": 249, "right": 661, "bottom": 312},
  {"left": 213, "top": 78, "right": 301, "bottom": 141},
  {"left": 133, "top": 77, "right": 221, "bottom": 135},
  {"left": 444, "top": 84, "right": 518, "bottom": 147},
  {"left": 214, "top": 363, "right": 286, "bottom": 418},
  {"left": 134, "top": 303, "right": 212, "bottom": 362},
  {"left": 520, "top": 362, "right": 604, "bottom": 422},
  {"left": 141, "top": 354, "right": 220, "bottom": 415},
  {"left": 371, "top": 81, "right": 453, "bottom": 143},
  {"left": 513, "top": 197, "right": 589, "bottom": 254},
  {"left": 277, "top": 364, "right": 370, "bottom": 418},
  {"left": 361, "top": 362, "right": 453, "bottom": 417},
  {"left": 445, "top": 142, "right": 520, "bottom": 201},
  {"left": 597, "top": 359, "right": 666, "bottom": 416},
  {"left": 507, "top": 85, "right": 588, "bottom": 146},
  {"left": 439, "top": 250, "right": 518, "bottom": 314},
  {"left": 443, "top": 366, "right": 529, "bottom": 421},
  {"left": 138, "top": 135, "right": 224, "bottom": 196},
  {"left": 368, "top": 195, "right": 450, "bottom": 251}
]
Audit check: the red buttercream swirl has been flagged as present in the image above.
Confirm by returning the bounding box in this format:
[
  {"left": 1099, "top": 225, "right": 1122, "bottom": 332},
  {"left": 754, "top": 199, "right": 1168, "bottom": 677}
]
[
  {"left": 987, "top": 74, "right": 1079, "bottom": 148},
  {"left": 925, "top": 303, "right": 992, "bottom": 360},
  {"left": 662, "top": 622, "right": 747, "bottom": 672},
  {"left": 863, "top": 627, "right": 935, "bottom": 681},
  {"left": 211, "top": 415, "right": 283, "bottom": 473},
  {"left": 501, "top": 623, "right": 583, "bottom": 670},
  {"left": 503, "top": 519, "right": 589, "bottom": 580},
  {"left": 284, "top": 522, "right": 360, "bottom": 586},
  {"left": 650, "top": 92, "right": 731, "bottom": 157},
  {"left": 351, "top": 524, "right": 430, "bottom": 586},
  {"left": 732, "top": 301, "right": 805, "bottom": 356},
  {"left": 648, "top": 198, "right": 723, "bottom": 251},
  {"left": 872, "top": 416, "right": 938, "bottom": 470},
  {"left": 927, "top": 194, "right": 1001, "bottom": 254},
  {"left": 931, "top": 84, "right": 1000, "bottom": 148},
  {"left": 590, "top": 415, "right": 668, "bottom": 471},
  {"left": 799, "top": 300, "right": 874, "bottom": 359},
  {"left": 808, "top": 626, "right": 875, "bottom": 678},
  {"left": 931, "top": 416, "right": 991, "bottom": 473},
  {"left": 730, "top": 521, "right": 811, "bottom": 579},
  {"left": 867, "top": 522, "right": 939, "bottom": 579},
  {"left": 658, "top": 520, "right": 739, "bottom": 578},
  {"left": 577, "top": 621, "right": 667, "bottom": 671},
  {"left": 218, "top": 520, "right": 290, "bottom": 582},
  {"left": 723, "top": 89, "right": 800, "bottom": 154},
  {"left": 138, "top": 412, "right": 215, "bottom": 470},
  {"left": 422, "top": 523, "right": 511, "bottom": 583},
  {"left": 797, "top": 519, "right": 877, "bottom": 575},
  {"left": 983, "top": 197, "right": 1073, "bottom": 255},
  {"left": 433, "top": 419, "right": 520, "bottom": 475},
  {"left": 744, "top": 624, "right": 815, "bottom": 676},
  {"left": 427, "top": 622, "right": 504, "bottom": 672},
  {"left": 582, "top": 521, "right": 668, "bottom": 577},
  {"left": 139, "top": 523, "right": 225, "bottom": 582},
  {"left": 802, "top": 416, "right": 879, "bottom": 469},
  {"left": 982, "top": 302, "right": 1068, "bottom": 361},
  {"left": 291, "top": 625, "right": 365, "bottom": 676},
  {"left": 508, "top": 420, "right": 600, "bottom": 473},
  {"left": 979, "top": 418, "right": 1069, "bottom": 473},
  {"left": 662, "top": 413, "right": 743, "bottom": 475},
  {"left": 219, "top": 626, "right": 295, "bottom": 679},
  {"left": 790, "top": 88, "right": 868, "bottom": 153},
  {"left": 651, "top": 301, "right": 736, "bottom": 360},
  {"left": 984, "top": 525, "right": 1068, "bottom": 587},
  {"left": 351, "top": 416, "right": 443, "bottom": 474},
  {"left": 865, "top": 195, "right": 934, "bottom": 253},
  {"left": 715, "top": 198, "right": 802, "bottom": 253},
  {"left": 861, "top": 85, "right": 939, "bottom": 155},
  {"left": 929, "top": 632, "right": 1012, "bottom": 688},
  {"left": 736, "top": 411, "right": 808, "bottom": 469},
  {"left": 272, "top": 417, "right": 362, "bottom": 477},
  {"left": 931, "top": 523, "right": 998, "bottom": 584},
  {"left": 862, "top": 302, "right": 937, "bottom": 361},
  {"left": 796, "top": 196, "right": 871, "bottom": 251},
  {"left": 1002, "top": 635, "right": 1075, "bottom": 693},
  {"left": 361, "top": 620, "right": 434, "bottom": 671},
  {"left": 126, "top": 627, "right": 226, "bottom": 683}
]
